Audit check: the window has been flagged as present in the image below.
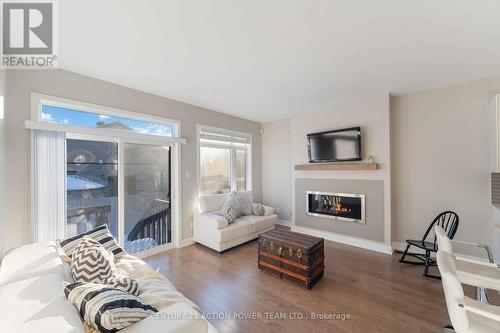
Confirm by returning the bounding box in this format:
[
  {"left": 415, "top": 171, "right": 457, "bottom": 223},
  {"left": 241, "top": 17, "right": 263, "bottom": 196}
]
[
  {"left": 198, "top": 126, "right": 252, "bottom": 195},
  {"left": 235, "top": 149, "right": 247, "bottom": 192},
  {"left": 29, "top": 94, "right": 182, "bottom": 255},
  {"left": 40, "top": 105, "right": 173, "bottom": 137},
  {"left": 200, "top": 146, "right": 231, "bottom": 194}
]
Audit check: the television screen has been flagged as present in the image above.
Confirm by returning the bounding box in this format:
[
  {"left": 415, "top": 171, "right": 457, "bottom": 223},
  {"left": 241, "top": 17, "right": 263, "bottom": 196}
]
[{"left": 308, "top": 127, "right": 362, "bottom": 163}]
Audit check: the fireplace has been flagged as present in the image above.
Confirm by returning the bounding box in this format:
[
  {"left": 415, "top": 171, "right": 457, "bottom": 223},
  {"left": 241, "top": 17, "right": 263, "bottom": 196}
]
[{"left": 306, "top": 191, "right": 365, "bottom": 223}]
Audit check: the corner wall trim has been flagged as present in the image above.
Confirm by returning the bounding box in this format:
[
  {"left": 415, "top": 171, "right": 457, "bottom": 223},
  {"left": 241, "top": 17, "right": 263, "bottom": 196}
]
[
  {"left": 179, "top": 237, "right": 195, "bottom": 248},
  {"left": 392, "top": 241, "right": 420, "bottom": 254},
  {"left": 291, "top": 226, "right": 393, "bottom": 255},
  {"left": 277, "top": 220, "right": 292, "bottom": 226}
]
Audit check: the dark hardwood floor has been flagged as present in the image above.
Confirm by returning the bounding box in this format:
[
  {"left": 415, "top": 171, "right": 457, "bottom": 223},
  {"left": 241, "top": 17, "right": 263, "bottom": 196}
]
[{"left": 145, "top": 234, "right": 461, "bottom": 333}]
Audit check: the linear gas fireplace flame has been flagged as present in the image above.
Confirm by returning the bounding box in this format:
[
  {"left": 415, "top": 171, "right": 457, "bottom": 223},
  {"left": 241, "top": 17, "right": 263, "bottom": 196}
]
[
  {"left": 334, "top": 202, "right": 351, "bottom": 214},
  {"left": 306, "top": 191, "right": 366, "bottom": 224}
]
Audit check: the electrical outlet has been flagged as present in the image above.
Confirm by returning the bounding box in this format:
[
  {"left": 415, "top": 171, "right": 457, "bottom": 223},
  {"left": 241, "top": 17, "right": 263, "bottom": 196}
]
[{"left": 275, "top": 207, "right": 281, "bottom": 214}]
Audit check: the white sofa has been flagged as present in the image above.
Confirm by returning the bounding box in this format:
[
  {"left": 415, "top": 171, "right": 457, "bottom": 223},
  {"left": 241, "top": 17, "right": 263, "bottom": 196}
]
[
  {"left": 0, "top": 242, "right": 216, "bottom": 333},
  {"left": 193, "top": 191, "right": 278, "bottom": 252}
]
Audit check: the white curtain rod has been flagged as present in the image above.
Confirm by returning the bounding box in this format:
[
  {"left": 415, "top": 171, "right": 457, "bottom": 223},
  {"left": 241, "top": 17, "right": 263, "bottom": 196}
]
[{"left": 24, "top": 120, "right": 187, "bottom": 145}]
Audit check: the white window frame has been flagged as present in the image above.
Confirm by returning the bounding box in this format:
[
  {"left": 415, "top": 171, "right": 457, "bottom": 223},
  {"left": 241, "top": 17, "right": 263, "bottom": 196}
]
[
  {"left": 29, "top": 93, "right": 183, "bottom": 256},
  {"left": 197, "top": 124, "right": 253, "bottom": 197}
]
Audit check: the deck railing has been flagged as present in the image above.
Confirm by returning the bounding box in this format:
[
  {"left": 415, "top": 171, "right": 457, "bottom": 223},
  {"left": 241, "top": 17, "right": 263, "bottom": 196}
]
[{"left": 127, "top": 208, "right": 170, "bottom": 246}]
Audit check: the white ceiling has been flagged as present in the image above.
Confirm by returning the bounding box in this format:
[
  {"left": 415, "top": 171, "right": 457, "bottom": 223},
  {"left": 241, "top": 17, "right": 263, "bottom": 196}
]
[{"left": 58, "top": 0, "right": 500, "bottom": 122}]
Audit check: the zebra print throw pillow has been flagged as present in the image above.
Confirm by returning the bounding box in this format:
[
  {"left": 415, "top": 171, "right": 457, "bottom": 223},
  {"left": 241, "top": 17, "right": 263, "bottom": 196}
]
[
  {"left": 60, "top": 224, "right": 125, "bottom": 259},
  {"left": 71, "top": 236, "right": 116, "bottom": 284},
  {"left": 104, "top": 275, "right": 140, "bottom": 296},
  {"left": 64, "top": 282, "right": 158, "bottom": 333}
]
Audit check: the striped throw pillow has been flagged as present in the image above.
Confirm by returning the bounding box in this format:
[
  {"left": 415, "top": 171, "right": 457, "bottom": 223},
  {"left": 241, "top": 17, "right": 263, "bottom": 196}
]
[
  {"left": 60, "top": 225, "right": 125, "bottom": 259},
  {"left": 64, "top": 282, "right": 158, "bottom": 333},
  {"left": 71, "top": 236, "right": 116, "bottom": 284},
  {"left": 104, "top": 275, "right": 140, "bottom": 296}
]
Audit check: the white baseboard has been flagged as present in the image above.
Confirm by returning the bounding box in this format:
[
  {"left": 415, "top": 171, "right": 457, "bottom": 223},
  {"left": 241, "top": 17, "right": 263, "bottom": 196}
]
[
  {"left": 277, "top": 220, "right": 292, "bottom": 226},
  {"left": 179, "top": 237, "right": 195, "bottom": 248},
  {"left": 134, "top": 243, "right": 175, "bottom": 259},
  {"left": 392, "top": 241, "right": 416, "bottom": 253},
  {"left": 291, "top": 225, "right": 393, "bottom": 255}
]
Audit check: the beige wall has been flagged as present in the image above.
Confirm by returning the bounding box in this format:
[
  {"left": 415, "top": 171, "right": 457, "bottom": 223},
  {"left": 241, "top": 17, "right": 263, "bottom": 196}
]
[
  {"left": 295, "top": 178, "right": 385, "bottom": 242},
  {"left": 262, "top": 119, "right": 291, "bottom": 221},
  {"left": 4, "top": 69, "right": 262, "bottom": 250},
  {"left": 262, "top": 94, "right": 392, "bottom": 246},
  {"left": 291, "top": 94, "right": 392, "bottom": 245},
  {"left": 391, "top": 76, "right": 500, "bottom": 249}
]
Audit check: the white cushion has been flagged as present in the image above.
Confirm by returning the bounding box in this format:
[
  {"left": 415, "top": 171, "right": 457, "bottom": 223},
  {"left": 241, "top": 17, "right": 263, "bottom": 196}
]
[
  {"left": 193, "top": 212, "right": 229, "bottom": 230},
  {"left": 0, "top": 241, "right": 64, "bottom": 286},
  {"left": 0, "top": 273, "right": 85, "bottom": 333},
  {"left": 115, "top": 253, "right": 200, "bottom": 311},
  {"left": 0, "top": 243, "right": 211, "bottom": 333},
  {"left": 199, "top": 191, "right": 253, "bottom": 213},
  {"left": 262, "top": 205, "right": 275, "bottom": 216},
  {"left": 198, "top": 219, "right": 254, "bottom": 243},
  {"left": 238, "top": 214, "right": 278, "bottom": 232},
  {"left": 199, "top": 194, "right": 228, "bottom": 213}
]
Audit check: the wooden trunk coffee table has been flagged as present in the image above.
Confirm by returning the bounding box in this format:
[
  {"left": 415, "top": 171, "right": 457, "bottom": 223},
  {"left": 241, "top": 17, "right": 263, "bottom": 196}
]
[{"left": 257, "top": 228, "right": 324, "bottom": 289}]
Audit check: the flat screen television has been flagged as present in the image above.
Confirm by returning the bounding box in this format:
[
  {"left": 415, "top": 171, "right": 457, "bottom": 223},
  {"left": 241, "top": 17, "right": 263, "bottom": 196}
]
[{"left": 307, "top": 127, "right": 362, "bottom": 163}]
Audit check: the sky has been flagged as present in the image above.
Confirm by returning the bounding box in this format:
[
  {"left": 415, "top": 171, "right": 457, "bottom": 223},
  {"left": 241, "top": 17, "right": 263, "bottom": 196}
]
[{"left": 41, "top": 105, "right": 173, "bottom": 136}]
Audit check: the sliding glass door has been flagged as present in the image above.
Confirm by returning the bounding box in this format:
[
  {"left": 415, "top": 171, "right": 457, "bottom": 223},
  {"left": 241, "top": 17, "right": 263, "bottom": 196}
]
[
  {"left": 66, "top": 139, "right": 119, "bottom": 237},
  {"left": 124, "top": 143, "right": 171, "bottom": 253},
  {"left": 66, "top": 138, "right": 172, "bottom": 254}
]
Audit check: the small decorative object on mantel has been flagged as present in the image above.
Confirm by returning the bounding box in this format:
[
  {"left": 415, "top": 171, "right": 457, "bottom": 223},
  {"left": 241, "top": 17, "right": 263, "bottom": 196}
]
[{"left": 368, "top": 155, "right": 375, "bottom": 164}]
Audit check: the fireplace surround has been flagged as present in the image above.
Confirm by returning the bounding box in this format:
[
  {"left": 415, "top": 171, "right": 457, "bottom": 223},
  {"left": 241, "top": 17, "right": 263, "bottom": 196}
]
[{"left": 306, "top": 191, "right": 366, "bottom": 224}]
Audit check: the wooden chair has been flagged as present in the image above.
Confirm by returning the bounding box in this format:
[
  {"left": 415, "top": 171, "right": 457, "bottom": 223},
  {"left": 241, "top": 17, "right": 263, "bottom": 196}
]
[{"left": 399, "top": 211, "right": 459, "bottom": 278}]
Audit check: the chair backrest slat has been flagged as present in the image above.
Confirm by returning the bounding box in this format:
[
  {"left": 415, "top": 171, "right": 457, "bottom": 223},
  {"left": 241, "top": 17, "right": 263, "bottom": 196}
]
[
  {"left": 422, "top": 211, "right": 459, "bottom": 249},
  {"left": 444, "top": 213, "right": 451, "bottom": 230}
]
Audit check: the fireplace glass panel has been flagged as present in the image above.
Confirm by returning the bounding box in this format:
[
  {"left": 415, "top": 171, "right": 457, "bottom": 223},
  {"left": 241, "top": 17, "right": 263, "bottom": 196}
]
[{"left": 307, "top": 192, "right": 364, "bottom": 222}]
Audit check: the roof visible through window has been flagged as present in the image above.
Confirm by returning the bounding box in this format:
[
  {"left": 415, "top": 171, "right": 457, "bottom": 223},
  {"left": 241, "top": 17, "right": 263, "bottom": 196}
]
[{"left": 41, "top": 105, "right": 173, "bottom": 137}]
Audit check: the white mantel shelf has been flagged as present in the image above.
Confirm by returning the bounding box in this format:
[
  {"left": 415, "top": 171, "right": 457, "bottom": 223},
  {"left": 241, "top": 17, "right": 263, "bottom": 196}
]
[{"left": 294, "top": 163, "right": 379, "bottom": 171}]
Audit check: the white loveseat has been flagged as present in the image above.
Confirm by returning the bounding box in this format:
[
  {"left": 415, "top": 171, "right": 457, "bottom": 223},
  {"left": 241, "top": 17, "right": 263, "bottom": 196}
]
[
  {"left": 0, "top": 242, "right": 215, "bottom": 333},
  {"left": 193, "top": 191, "right": 278, "bottom": 252}
]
